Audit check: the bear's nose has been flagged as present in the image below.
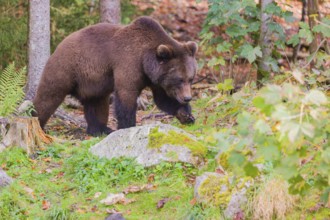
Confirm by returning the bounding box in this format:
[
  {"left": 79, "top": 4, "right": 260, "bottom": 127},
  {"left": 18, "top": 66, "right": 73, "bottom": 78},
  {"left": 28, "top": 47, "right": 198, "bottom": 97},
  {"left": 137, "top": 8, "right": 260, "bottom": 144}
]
[{"left": 184, "top": 96, "right": 192, "bottom": 102}]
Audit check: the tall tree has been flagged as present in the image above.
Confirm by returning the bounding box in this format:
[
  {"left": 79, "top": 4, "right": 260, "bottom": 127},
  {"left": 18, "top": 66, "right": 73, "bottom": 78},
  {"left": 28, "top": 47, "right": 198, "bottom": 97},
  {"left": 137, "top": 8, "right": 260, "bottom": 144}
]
[
  {"left": 257, "top": 0, "right": 273, "bottom": 87},
  {"left": 26, "top": 0, "right": 50, "bottom": 100},
  {"left": 100, "top": 0, "right": 121, "bottom": 24}
]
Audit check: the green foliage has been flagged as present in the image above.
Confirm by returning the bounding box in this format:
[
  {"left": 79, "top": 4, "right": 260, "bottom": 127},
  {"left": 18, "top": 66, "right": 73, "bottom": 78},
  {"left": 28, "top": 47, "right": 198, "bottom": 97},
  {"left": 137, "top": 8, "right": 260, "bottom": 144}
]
[
  {"left": 214, "top": 82, "right": 329, "bottom": 201},
  {"left": 201, "top": 0, "right": 290, "bottom": 71},
  {"left": 0, "top": 0, "right": 28, "bottom": 68},
  {"left": 0, "top": 63, "right": 26, "bottom": 116}
]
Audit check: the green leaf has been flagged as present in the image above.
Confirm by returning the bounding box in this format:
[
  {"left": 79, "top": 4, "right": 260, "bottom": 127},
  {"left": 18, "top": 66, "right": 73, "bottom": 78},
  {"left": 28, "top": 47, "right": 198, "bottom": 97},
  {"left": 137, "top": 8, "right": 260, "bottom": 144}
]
[
  {"left": 289, "top": 175, "right": 311, "bottom": 195},
  {"left": 288, "top": 124, "right": 300, "bottom": 143},
  {"left": 283, "top": 11, "right": 294, "bottom": 22},
  {"left": 254, "top": 119, "right": 272, "bottom": 134},
  {"left": 301, "top": 123, "right": 314, "bottom": 138},
  {"left": 237, "top": 111, "right": 254, "bottom": 136},
  {"left": 321, "top": 148, "right": 330, "bottom": 164},
  {"left": 264, "top": 3, "right": 282, "bottom": 16},
  {"left": 261, "top": 85, "right": 282, "bottom": 104},
  {"left": 299, "top": 28, "right": 313, "bottom": 44},
  {"left": 240, "top": 44, "right": 262, "bottom": 63},
  {"left": 299, "top": 21, "right": 309, "bottom": 30},
  {"left": 217, "top": 78, "right": 234, "bottom": 91},
  {"left": 208, "top": 57, "right": 226, "bottom": 67},
  {"left": 257, "top": 144, "right": 280, "bottom": 161},
  {"left": 216, "top": 42, "right": 232, "bottom": 53},
  {"left": 303, "top": 89, "right": 328, "bottom": 106},
  {"left": 244, "top": 162, "right": 259, "bottom": 177},
  {"left": 226, "top": 24, "right": 246, "bottom": 38},
  {"left": 287, "top": 34, "right": 300, "bottom": 46},
  {"left": 313, "top": 24, "right": 330, "bottom": 37},
  {"left": 228, "top": 151, "right": 246, "bottom": 166}
]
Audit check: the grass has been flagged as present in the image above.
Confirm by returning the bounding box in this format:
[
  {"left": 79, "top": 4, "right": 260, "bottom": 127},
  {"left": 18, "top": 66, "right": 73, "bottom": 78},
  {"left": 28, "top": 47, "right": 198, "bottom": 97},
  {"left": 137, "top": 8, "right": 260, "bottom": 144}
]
[
  {"left": 0, "top": 132, "right": 220, "bottom": 219},
  {"left": 1, "top": 91, "right": 328, "bottom": 219}
]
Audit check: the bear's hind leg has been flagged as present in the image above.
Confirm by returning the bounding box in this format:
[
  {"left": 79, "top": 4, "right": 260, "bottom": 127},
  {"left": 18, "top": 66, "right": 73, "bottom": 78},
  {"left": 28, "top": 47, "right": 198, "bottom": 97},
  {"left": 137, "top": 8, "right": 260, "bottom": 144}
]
[{"left": 83, "top": 96, "right": 112, "bottom": 136}]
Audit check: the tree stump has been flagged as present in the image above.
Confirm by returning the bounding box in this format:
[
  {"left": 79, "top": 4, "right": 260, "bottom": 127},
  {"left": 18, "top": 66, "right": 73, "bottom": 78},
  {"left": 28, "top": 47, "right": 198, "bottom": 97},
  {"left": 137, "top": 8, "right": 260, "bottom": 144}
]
[{"left": 0, "top": 117, "right": 53, "bottom": 155}]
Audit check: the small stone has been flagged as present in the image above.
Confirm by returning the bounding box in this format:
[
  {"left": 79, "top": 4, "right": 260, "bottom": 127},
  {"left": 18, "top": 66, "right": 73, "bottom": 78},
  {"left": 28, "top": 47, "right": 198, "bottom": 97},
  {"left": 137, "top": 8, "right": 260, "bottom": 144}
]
[{"left": 0, "top": 169, "right": 13, "bottom": 189}]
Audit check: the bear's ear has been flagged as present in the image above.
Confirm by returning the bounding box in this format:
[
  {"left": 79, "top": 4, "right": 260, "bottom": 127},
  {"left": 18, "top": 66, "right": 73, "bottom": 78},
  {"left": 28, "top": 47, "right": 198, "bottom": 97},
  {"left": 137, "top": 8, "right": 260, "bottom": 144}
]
[
  {"left": 186, "top": 41, "right": 198, "bottom": 56},
  {"left": 156, "top": 44, "right": 173, "bottom": 60}
]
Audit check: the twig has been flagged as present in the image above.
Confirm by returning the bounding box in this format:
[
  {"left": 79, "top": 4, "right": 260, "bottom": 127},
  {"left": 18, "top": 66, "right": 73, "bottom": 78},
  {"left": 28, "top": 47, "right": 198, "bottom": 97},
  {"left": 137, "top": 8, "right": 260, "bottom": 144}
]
[
  {"left": 54, "top": 108, "right": 87, "bottom": 128},
  {"left": 303, "top": 38, "right": 327, "bottom": 69}
]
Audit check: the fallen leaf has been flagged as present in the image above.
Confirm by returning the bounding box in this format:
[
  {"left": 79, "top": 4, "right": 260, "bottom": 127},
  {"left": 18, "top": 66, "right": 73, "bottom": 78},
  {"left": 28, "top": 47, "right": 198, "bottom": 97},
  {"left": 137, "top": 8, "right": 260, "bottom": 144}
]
[
  {"left": 45, "top": 168, "right": 52, "bottom": 173},
  {"left": 23, "top": 186, "right": 35, "bottom": 199},
  {"left": 42, "top": 200, "right": 51, "bottom": 210},
  {"left": 123, "top": 184, "right": 156, "bottom": 194},
  {"left": 215, "top": 166, "right": 225, "bottom": 174},
  {"left": 56, "top": 172, "right": 64, "bottom": 178},
  {"left": 148, "top": 173, "right": 155, "bottom": 183},
  {"left": 157, "top": 198, "right": 170, "bottom": 209},
  {"left": 91, "top": 205, "right": 98, "bottom": 212},
  {"left": 189, "top": 197, "right": 197, "bottom": 206},
  {"left": 123, "top": 185, "right": 142, "bottom": 194},
  {"left": 42, "top": 157, "right": 52, "bottom": 162},
  {"left": 76, "top": 208, "right": 86, "bottom": 214},
  {"left": 94, "top": 192, "right": 102, "bottom": 198},
  {"left": 174, "top": 195, "right": 182, "bottom": 200},
  {"left": 106, "top": 208, "right": 121, "bottom": 214},
  {"left": 292, "top": 69, "right": 304, "bottom": 84},
  {"left": 101, "top": 193, "right": 125, "bottom": 205},
  {"left": 100, "top": 193, "right": 136, "bottom": 206}
]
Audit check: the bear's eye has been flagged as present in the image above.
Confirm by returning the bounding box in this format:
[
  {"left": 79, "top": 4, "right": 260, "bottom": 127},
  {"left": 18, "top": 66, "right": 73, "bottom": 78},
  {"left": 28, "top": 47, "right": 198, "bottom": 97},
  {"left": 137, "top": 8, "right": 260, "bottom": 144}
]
[{"left": 189, "top": 78, "right": 193, "bottom": 83}]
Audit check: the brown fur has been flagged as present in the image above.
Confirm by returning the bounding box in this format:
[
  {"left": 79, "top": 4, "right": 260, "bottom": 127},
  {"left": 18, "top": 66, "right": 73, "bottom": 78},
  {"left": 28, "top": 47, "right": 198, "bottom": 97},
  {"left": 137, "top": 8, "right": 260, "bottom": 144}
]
[{"left": 33, "top": 16, "right": 198, "bottom": 136}]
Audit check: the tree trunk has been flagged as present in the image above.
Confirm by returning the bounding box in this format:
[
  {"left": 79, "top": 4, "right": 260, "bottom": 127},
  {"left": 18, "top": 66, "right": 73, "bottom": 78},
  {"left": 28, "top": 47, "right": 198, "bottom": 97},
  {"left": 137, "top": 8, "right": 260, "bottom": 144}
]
[
  {"left": 257, "top": 0, "right": 274, "bottom": 87},
  {"left": 307, "top": 0, "right": 319, "bottom": 68},
  {"left": 100, "top": 0, "right": 121, "bottom": 24},
  {"left": 0, "top": 117, "right": 53, "bottom": 155},
  {"left": 293, "top": 0, "right": 307, "bottom": 63},
  {"left": 26, "top": 0, "right": 50, "bottom": 100}
]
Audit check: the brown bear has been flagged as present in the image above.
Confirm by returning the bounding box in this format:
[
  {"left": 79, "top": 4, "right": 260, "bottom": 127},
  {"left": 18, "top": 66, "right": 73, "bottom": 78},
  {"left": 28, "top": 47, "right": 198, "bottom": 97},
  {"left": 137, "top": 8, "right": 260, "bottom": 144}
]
[{"left": 33, "top": 16, "right": 198, "bottom": 136}]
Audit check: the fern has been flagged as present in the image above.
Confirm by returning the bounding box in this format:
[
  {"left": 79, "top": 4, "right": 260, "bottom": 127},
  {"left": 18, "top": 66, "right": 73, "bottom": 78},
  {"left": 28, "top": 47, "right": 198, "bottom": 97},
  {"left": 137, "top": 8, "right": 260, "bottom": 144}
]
[{"left": 0, "top": 63, "right": 26, "bottom": 116}]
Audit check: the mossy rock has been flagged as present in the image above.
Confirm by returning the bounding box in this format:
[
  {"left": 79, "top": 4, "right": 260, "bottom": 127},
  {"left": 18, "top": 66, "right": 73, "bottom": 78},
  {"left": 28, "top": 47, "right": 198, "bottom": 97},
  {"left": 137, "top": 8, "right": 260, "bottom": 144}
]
[{"left": 90, "top": 123, "right": 208, "bottom": 167}]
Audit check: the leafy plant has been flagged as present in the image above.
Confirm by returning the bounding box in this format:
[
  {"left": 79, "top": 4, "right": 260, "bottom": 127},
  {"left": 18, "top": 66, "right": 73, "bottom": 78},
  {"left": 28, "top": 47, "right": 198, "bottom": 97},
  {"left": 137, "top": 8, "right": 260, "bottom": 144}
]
[
  {"left": 200, "top": 0, "right": 292, "bottom": 76},
  {"left": 214, "top": 82, "right": 329, "bottom": 202},
  {"left": 0, "top": 63, "right": 26, "bottom": 116}
]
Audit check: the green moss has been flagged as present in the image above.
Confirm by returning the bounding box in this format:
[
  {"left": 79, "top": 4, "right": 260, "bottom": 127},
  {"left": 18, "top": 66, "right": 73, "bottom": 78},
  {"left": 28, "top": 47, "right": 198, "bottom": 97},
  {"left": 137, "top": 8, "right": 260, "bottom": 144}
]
[
  {"left": 216, "top": 151, "right": 229, "bottom": 169},
  {"left": 198, "top": 174, "right": 253, "bottom": 208},
  {"left": 198, "top": 174, "right": 231, "bottom": 207},
  {"left": 148, "top": 127, "right": 207, "bottom": 156}
]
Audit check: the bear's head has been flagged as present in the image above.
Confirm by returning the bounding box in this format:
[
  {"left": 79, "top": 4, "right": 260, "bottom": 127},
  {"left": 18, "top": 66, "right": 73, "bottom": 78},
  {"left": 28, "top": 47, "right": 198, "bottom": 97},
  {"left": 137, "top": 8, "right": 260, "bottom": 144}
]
[{"left": 144, "top": 41, "right": 198, "bottom": 104}]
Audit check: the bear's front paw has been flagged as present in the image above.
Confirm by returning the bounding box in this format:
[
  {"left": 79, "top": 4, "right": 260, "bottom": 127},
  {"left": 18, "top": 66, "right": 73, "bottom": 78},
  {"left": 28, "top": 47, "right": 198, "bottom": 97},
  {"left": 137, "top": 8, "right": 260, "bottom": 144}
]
[
  {"left": 175, "top": 109, "right": 195, "bottom": 124},
  {"left": 87, "top": 126, "right": 113, "bottom": 136}
]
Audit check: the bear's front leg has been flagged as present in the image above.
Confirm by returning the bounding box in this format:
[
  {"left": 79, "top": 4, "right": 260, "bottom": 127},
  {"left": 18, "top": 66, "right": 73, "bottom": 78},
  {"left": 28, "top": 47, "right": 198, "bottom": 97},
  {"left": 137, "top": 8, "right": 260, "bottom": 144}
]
[
  {"left": 175, "top": 104, "right": 195, "bottom": 124},
  {"left": 114, "top": 90, "right": 139, "bottom": 129},
  {"left": 151, "top": 86, "right": 195, "bottom": 125}
]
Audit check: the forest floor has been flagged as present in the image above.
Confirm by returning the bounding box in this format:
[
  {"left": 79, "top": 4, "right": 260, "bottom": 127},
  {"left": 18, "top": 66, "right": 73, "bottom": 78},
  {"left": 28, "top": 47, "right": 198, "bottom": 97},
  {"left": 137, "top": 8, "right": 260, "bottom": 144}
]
[{"left": 0, "top": 0, "right": 329, "bottom": 219}]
